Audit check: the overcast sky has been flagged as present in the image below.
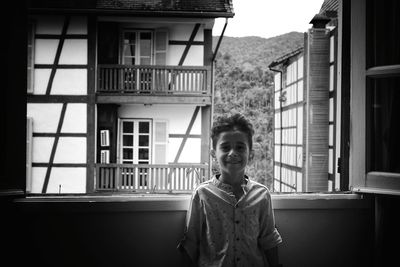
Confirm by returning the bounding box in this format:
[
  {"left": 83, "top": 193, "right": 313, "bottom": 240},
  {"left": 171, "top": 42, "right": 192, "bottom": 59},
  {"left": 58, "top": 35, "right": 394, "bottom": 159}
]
[{"left": 212, "top": 0, "right": 324, "bottom": 39}]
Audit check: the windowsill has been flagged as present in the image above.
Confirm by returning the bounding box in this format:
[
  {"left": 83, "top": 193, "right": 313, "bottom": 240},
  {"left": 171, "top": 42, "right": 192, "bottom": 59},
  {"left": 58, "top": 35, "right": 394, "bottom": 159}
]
[
  {"left": 13, "top": 192, "right": 370, "bottom": 212},
  {"left": 352, "top": 186, "right": 400, "bottom": 196}
]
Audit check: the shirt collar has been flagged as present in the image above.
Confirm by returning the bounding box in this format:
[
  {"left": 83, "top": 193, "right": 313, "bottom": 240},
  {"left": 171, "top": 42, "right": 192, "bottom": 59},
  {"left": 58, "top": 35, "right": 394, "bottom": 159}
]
[{"left": 211, "top": 174, "right": 251, "bottom": 194}]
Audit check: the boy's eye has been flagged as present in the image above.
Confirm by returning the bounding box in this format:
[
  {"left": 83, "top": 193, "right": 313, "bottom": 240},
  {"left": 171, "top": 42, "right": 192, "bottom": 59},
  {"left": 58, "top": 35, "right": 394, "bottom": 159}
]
[{"left": 220, "top": 145, "right": 230, "bottom": 151}]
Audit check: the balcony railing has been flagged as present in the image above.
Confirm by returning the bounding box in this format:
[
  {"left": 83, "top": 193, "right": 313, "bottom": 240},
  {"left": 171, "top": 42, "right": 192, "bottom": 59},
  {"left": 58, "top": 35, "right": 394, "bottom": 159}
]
[
  {"left": 95, "top": 163, "right": 209, "bottom": 193},
  {"left": 97, "top": 65, "right": 209, "bottom": 95}
]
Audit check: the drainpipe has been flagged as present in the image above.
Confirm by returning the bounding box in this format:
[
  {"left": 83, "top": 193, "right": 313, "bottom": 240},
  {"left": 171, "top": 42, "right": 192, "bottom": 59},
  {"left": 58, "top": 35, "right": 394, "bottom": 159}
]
[{"left": 269, "top": 66, "right": 283, "bottom": 193}]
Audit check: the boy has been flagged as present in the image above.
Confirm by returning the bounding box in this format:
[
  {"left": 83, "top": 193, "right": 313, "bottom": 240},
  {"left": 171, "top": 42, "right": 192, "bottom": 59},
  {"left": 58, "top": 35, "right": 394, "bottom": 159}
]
[{"left": 178, "top": 113, "right": 282, "bottom": 267}]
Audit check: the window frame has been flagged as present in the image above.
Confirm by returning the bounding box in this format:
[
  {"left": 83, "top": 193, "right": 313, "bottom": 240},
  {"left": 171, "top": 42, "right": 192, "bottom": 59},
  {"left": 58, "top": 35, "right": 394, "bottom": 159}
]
[
  {"left": 350, "top": 0, "right": 400, "bottom": 195},
  {"left": 120, "top": 29, "right": 154, "bottom": 65},
  {"left": 27, "top": 19, "right": 35, "bottom": 94},
  {"left": 118, "top": 118, "right": 153, "bottom": 165}
]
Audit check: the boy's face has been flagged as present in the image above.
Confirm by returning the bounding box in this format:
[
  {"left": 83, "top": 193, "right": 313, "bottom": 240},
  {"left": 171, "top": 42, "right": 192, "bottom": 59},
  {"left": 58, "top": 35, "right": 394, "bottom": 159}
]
[{"left": 212, "top": 130, "right": 253, "bottom": 177}]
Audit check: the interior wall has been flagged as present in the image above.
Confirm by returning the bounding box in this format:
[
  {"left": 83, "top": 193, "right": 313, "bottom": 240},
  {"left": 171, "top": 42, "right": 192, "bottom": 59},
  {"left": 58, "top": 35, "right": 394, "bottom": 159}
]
[{"left": 3, "top": 197, "right": 374, "bottom": 267}]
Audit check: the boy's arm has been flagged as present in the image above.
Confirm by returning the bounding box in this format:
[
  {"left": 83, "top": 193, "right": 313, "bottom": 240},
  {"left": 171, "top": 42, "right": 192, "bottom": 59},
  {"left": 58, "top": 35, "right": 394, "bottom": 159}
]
[
  {"left": 264, "top": 246, "right": 282, "bottom": 267},
  {"left": 177, "top": 191, "right": 202, "bottom": 266}
]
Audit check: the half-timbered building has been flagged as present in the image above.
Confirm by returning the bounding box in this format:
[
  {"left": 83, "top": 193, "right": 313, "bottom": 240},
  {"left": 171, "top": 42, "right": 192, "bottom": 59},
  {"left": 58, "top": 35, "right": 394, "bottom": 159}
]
[
  {"left": 26, "top": 0, "right": 234, "bottom": 194},
  {"left": 3, "top": 0, "right": 400, "bottom": 266},
  {"left": 269, "top": 1, "right": 339, "bottom": 193}
]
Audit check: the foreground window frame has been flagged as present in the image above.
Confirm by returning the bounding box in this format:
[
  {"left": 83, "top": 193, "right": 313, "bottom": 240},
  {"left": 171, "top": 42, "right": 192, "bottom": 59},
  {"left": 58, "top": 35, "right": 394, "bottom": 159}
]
[{"left": 350, "top": 0, "right": 400, "bottom": 195}]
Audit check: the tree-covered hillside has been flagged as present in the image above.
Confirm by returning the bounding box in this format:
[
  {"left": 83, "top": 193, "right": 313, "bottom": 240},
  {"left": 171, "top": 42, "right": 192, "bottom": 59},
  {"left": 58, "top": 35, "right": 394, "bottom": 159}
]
[{"left": 212, "top": 32, "right": 304, "bottom": 188}]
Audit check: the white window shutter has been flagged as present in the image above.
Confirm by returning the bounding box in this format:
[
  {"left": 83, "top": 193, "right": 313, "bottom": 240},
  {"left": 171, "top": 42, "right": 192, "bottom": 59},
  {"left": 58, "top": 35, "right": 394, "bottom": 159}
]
[
  {"left": 154, "top": 30, "right": 168, "bottom": 65},
  {"left": 100, "top": 130, "right": 110, "bottom": 147},
  {"left": 26, "top": 117, "right": 33, "bottom": 193},
  {"left": 100, "top": 150, "right": 110, "bottom": 164},
  {"left": 153, "top": 120, "right": 168, "bottom": 164}
]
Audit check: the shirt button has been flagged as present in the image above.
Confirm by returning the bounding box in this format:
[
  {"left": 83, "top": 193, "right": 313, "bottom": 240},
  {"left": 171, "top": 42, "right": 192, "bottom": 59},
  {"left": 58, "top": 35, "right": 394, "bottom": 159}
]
[
  {"left": 237, "top": 257, "right": 240, "bottom": 261},
  {"left": 236, "top": 237, "right": 240, "bottom": 241},
  {"left": 235, "top": 220, "right": 240, "bottom": 224}
]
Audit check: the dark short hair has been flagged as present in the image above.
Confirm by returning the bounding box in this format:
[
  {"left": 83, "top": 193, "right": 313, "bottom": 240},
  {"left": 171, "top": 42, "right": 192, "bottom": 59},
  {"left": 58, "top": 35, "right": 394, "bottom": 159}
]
[{"left": 211, "top": 113, "right": 254, "bottom": 150}]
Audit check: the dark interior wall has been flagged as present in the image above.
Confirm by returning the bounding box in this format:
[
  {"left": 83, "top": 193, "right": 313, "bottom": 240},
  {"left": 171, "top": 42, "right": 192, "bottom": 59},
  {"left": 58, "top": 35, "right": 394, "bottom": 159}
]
[
  {"left": 276, "top": 208, "right": 373, "bottom": 267},
  {"left": 3, "top": 197, "right": 376, "bottom": 267},
  {"left": 6, "top": 201, "right": 187, "bottom": 267},
  {"left": 374, "top": 194, "right": 400, "bottom": 267},
  {"left": 1, "top": 0, "right": 27, "bottom": 193}
]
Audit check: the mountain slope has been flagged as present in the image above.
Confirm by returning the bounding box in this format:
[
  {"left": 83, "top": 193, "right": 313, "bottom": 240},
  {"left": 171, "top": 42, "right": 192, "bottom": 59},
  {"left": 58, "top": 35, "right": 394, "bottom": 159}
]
[
  {"left": 211, "top": 32, "right": 304, "bottom": 188},
  {"left": 213, "top": 31, "right": 304, "bottom": 70}
]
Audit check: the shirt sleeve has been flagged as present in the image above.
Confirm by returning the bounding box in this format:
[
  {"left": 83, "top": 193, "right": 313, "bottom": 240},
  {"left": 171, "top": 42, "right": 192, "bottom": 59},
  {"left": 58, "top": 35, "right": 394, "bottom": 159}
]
[
  {"left": 258, "top": 190, "right": 282, "bottom": 250},
  {"left": 177, "top": 189, "right": 203, "bottom": 263}
]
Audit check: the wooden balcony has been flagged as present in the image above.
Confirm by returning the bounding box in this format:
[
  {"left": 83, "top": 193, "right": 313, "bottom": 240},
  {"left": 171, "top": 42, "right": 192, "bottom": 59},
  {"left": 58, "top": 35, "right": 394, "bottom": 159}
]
[
  {"left": 96, "top": 65, "right": 211, "bottom": 105},
  {"left": 95, "top": 163, "right": 209, "bottom": 193}
]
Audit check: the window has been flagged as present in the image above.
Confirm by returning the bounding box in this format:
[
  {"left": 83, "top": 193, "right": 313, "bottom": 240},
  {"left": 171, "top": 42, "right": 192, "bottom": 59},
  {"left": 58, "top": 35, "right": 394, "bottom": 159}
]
[
  {"left": 119, "top": 119, "right": 152, "bottom": 187},
  {"left": 273, "top": 55, "right": 304, "bottom": 192},
  {"left": 122, "top": 30, "right": 153, "bottom": 65},
  {"left": 119, "top": 119, "right": 152, "bottom": 165},
  {"left": 351, "top": 0, "right": 400, "bottom": 194},
  {"left": 121, "top": 29, "right": 168, "bottom": 66},
  {"left": 120, "top": 29, "right": 168, "bottom": 91}
]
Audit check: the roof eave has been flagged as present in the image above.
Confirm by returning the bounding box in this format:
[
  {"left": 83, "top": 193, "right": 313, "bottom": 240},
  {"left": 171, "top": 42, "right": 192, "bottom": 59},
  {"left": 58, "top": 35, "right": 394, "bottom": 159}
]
[
  {"left": 28, "top": 8, "right": 235, "bottom": 18},
  {"left": 268, "top": 47, "right": 304, "bottom": 69}
]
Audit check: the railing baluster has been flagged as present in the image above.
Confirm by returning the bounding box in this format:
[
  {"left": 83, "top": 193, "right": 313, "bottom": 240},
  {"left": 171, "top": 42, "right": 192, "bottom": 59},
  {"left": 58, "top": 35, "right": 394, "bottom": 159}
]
[
  {"left": 189, "top": 71, "right": 192, "bottom": 92},
  {"left": 130, "top": 168, "right": 137, "bottom": 190},
  {"left": 98, "top": 65, "right": 209, "bottom": 94},
  {"left": 95, "top": 163, "right": 207, "bottom": 192}
]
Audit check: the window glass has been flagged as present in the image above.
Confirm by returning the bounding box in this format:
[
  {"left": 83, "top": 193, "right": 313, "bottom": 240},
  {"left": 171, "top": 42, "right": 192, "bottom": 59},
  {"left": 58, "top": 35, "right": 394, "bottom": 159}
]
[
  {"left": 123, "top": 135, "right": 133, "bottom": 146},
  {"left": 367, "top": 0, "right": 400, "bottom": 67},
  {"left": 139, "top": 135, "right": 149, "bottom": 146},
  {"left": 123, "top": 121, "right": 134, "bottom": 133},
  {"left": 139, "top": 121, "right": 149, "bottom": 133},
  {"left": 367, "top": 77, "right": 400, "bottom": 173}
]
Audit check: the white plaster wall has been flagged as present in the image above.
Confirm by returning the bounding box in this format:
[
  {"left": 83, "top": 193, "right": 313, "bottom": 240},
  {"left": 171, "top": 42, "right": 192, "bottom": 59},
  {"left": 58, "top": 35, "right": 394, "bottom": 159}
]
[
  {"left": 167, "top": 45, "right": 204, "bottom": 66},
  {"left": 35, "top": 15, "right": 64, "bottom": 34},
  {"left": 31, "top": 167, "right": 86, "bottom": 193},
  {"left": 169, "top": 24, "right": 204, "bottom": 41},
  {"left": 67, "top": 16, "right": 87, "bottom": 34},
  {"left": 167, "top": 46, "right": 185, "bottom": 65},
  {"left": 34, "top": 15, "right": 87, "bottom": 35},
  {"left": 182, "top": 46, "right": 203, "bottom": 66},
  {"left": 118, "top": 104, "right": 202, "bottom": 163},
  {"left": 35, "top": 39, "right": 59, "bottom": 64},
  {"left": 54, "top": 137, "right": 87, "bottom": 163},
  {"left": 61, "top": 104, "right": 87, "bottom": 133},
  {"left": 27, "top": 103, "right": 63, "bottom": 132},
  {"left": 59, "top": 39, "right": 88, "bottom": 64},
  {"left": 32, "top": 69, "right": 87, "bottom": 95},
  {"left": 33, "top": 15, "right": 88, "bottom": 95},
  {"left": 51, "top": 69, "right": 87, "bottom": 95},
  {"left": 169, "top": 138, "right": 201, "bottom": 163},
  {"left": 167, "top": 24, "right": 204, "bottom": 66},
  {"left": 31, "top": 167, "right": 47, "bottom": 193},
  {"left": 33, "top": 69, "right": 51, "bottom": 94},
  {"left": 32, "top": 137, "right": 54, "bottom": 163},
  {"left": 48, "top": 168, "right": 86, "bottom": 193}
]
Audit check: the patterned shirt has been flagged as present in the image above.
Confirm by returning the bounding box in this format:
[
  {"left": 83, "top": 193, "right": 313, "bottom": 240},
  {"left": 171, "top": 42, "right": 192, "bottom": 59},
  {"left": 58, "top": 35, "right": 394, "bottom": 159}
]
[{"left": 178, "top": 175, "right": 282, "bottom": 267}]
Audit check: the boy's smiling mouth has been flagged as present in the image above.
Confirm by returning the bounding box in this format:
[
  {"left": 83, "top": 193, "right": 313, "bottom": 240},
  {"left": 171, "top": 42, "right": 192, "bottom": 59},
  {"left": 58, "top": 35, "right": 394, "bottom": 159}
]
[{"left": 226, "top": 159, "right": 242, "bottom": 164}]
